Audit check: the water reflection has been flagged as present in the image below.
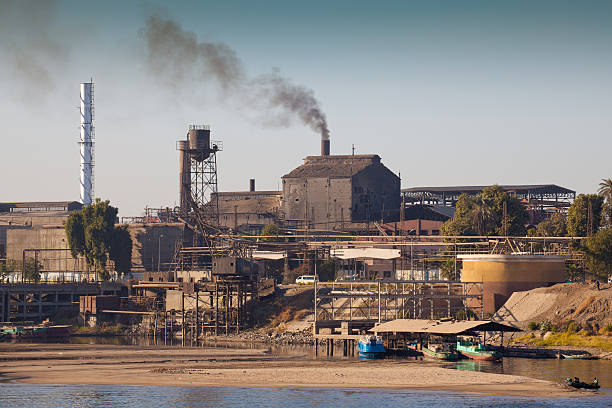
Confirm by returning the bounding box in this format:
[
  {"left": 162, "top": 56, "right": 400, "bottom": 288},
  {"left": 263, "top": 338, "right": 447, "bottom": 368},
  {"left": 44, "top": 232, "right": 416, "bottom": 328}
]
[
  {"left": 1, "top": 383, "right": 611, "bottom": 408},
  {"left": 37, "top": 335, "right": 612, "bottom": 392}
]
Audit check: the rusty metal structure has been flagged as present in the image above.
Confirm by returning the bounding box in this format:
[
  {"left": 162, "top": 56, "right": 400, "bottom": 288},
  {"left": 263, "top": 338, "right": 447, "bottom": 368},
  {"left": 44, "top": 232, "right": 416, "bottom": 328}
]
[{"left": 177, "top": 125, "right": 222, "bottom": 225}]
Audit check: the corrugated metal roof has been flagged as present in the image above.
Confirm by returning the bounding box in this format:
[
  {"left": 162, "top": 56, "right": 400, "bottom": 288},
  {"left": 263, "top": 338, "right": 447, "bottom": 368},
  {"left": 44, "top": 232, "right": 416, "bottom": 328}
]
[
  {"left": 402, "top": 185, "right": 575, "bottom": 195},
  {"left": 369, "top": 319, "right": 521, "bottom": 334}
]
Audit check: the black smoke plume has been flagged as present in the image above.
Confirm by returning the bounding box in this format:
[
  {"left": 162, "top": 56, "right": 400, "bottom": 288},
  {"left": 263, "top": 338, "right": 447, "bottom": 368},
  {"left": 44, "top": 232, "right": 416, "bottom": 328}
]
[
  {"left": 142, "top": 14, "right": 329, "bottom": 140},
  {"left": 0, "top": 0, "right": 69, "bottom": 97}
]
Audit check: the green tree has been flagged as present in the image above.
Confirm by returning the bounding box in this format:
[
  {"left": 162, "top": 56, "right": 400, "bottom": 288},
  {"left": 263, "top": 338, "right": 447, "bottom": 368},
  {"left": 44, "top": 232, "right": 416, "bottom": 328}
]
[
  {"left": 470, "top": 196, "right": 497, "bottom": 235},
  {"left": 259, "top": 224, "right": 281, "bottom": 242},
  {"left": 567, "top": 194, "right": 604, "bottom": 237},
  {"left": 65, "top": 199, "right": 132, "bottom": 279},
  {"left": 23, "top": 257, "right": 44, "bottom": 282},
  {"left": 2, "top": 258, "right": 44, "bottom": 282},
  {"left": 110, "top": 226, "right": 133, "bottom": 276},
  {"left": 0, "top": 259, "right": 18, "bottom": 282},
  {"left": 583, "top": 227, "right": 612, "bottom": 280},
  {"left": 480, "top": 185, "right": 529, "bottom": 236},
  {"left": 599, "top": 178, "right": 612, "bottom": 228},
  {"left": 441, "top": 194, "right": 476, "bottom": 236},
  {"left": 441, "top": 186, "right": 528, "bottom": 236},
  {"left": 317, "top": 258, "right": 337, "bottom": 282},
  {"left": 439, "top": 257, "right": 460, "bottom": 280},
  {"left": 533, "top": 213, "right": 567, "bottom": 237}
]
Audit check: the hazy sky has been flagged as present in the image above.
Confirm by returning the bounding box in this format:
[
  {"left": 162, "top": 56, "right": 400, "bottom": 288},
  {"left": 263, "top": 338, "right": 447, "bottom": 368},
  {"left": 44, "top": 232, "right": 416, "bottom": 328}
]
[{"left": 1, "top": 0, "right": 611, "bottom": 217}]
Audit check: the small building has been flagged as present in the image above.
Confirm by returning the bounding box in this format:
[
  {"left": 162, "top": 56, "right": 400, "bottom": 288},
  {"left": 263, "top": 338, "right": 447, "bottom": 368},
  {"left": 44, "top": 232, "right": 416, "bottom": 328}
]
[
  {"left": 281, "top": 154, "right": 400, "bottom": 230},
  {"left": 0, "top": 201, "right": 82, "bottom": 260},
  {"left": 213, "top": 190, "right": 281, "bottom": 234}
]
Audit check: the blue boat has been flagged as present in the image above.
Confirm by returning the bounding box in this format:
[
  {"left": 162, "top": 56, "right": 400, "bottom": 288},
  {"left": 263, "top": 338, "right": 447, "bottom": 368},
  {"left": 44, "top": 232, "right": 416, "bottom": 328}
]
[{"left": 358, "top": 335, "right": 386, "bottom": 357}]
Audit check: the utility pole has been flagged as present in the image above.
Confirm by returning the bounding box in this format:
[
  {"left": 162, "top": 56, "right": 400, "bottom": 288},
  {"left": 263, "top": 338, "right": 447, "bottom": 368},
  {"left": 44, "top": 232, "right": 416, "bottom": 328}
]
[
  {"left": 158, "top": 233, "right": 164, "bottom": 273},
  {"left": 502, "top": 200, "right": 508, "bottom": 236},
  {"left": 587, "top": 199, "right": 594, "bottom": 236}
]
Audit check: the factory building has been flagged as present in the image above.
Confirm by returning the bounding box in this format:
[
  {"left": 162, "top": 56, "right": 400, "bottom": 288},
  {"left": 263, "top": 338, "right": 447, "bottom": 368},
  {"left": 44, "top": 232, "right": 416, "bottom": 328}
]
[
  {"left": 402, "top": 184, "right": 576, "bottom": 224},
  {"left": 214, "top": 186, "right": 281, "bottom": 234},
  {"left": 281, "top": 154, "right": 400, "bottom": 230}
]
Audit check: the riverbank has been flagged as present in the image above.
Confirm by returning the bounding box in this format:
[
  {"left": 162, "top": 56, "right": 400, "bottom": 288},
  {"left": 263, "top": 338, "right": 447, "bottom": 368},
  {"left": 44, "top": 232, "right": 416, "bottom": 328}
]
[{"left": 0, "top": 343, "right": 584, "bottom": 397}]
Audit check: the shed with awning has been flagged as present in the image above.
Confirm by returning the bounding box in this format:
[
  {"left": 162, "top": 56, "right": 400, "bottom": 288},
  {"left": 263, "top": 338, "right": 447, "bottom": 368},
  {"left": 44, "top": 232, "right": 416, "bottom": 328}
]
[{"left": 369, "top": 319, "right": 521, "bottom": 336}]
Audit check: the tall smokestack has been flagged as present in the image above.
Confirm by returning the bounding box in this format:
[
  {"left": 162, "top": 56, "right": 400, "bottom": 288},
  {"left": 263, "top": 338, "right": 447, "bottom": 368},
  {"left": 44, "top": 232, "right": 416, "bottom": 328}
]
[
  {"left": 79, "top": 81, "right": 94, "bottom": 206},
  {"left": 178, "top": 140, "right": 191, "bottom": 212},
  {"left": 249, "top": 179, "right": 255, "bottom": 192},
  {"left": 321, "top": 139, "right": 330, "bottom": 156}
]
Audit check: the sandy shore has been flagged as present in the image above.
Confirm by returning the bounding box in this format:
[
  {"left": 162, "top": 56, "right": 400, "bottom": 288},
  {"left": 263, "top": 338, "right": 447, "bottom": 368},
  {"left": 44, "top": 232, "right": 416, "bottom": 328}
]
[{"left": 0, "top": 343, "right": 577, "bottom": 397}]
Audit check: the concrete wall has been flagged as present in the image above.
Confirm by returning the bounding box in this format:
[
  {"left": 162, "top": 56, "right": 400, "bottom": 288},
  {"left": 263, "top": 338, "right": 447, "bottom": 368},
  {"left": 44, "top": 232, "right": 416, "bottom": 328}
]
[
  {"left": 0, "top": 212, "right": 71, "bottom": 258},
  {"left": 5, "top": 222, "right": 189, "bottom": 277},
  {"left": 216, "top": 193, "right": 281, "bottom": 233},
  {"left": 351, "top": 164, "right": 400, "bottom": 222},
  {"left": 127, "top": 223, "right": 190, "bottom": 274},
  {"left": 282, "top": 177, "right": 352, "bottom": 229},
  {"left": 460, "top": 254, "right": 566, "bottom": 315},
  {"left": 6, "top": 226, "right": 85, "bottom": 272}
]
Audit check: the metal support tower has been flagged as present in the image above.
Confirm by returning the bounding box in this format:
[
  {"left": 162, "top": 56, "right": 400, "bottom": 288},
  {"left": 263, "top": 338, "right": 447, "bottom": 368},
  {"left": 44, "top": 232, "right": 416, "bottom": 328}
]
[
  {"left": 177, "top": 125, "right": 223, "bottom": 246},
  {"left": 190, "top": 144, "right": 220, "bottom": 224}
]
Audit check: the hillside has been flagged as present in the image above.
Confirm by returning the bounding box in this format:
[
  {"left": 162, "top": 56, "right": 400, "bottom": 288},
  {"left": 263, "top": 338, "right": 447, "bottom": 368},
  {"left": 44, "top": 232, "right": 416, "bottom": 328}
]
[{"left": 494, "top": 282, "right": 612, "bottom": 332}]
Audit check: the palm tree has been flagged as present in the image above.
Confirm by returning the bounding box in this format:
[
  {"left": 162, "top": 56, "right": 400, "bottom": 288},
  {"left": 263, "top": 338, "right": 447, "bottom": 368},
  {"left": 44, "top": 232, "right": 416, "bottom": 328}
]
[
  {"left": 599, "top": 178, "right": 612, "bottom": 201},
  {"left": 599, "top": 178, "right": 612, "bottom": 227},
  {"left": 470, "top": 197, "right": 496, "bottom": 235}
]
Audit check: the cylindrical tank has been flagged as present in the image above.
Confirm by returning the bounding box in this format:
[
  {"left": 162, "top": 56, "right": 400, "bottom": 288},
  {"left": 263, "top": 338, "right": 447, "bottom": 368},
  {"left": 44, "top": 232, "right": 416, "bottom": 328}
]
[
  {"left": 459, "top": 254, "right": 566, "bottom": 315},
  {"left": 178, "top": 140, "right": 191, "bottom": 212},
  {"left": 321, "top": 139, "right": 330, "bottom": 156},
  {"left": 188, "top": 127, "right": 210, "bottom": 161}
]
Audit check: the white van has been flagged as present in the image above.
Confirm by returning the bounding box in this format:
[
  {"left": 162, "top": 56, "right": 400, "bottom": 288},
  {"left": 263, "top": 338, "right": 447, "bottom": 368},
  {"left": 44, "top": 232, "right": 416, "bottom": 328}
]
[{"left": 295, "top": 275, "right": 318, "bottom": 285}]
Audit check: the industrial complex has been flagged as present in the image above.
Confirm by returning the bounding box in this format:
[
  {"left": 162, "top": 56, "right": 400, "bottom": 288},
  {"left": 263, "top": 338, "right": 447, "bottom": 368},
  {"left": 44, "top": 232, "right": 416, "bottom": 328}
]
[{"left": 0, "top": 81, "right": 587, "bottom": 345}]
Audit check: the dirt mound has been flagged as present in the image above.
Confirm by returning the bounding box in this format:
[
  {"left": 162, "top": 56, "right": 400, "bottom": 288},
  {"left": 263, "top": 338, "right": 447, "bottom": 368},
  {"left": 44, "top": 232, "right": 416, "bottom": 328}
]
[
  {"left": 250, "top": 286, "right": 313, "bottom": 332},
  {"left": 494, "top": 282, "right": 612, "bottom": 331}
]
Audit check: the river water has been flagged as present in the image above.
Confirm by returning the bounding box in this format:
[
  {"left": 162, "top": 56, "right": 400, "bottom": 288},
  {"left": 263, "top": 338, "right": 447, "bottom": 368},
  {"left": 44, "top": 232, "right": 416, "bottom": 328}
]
[{"left": 0, "top": 337, "right": 610, "bottom": 407}]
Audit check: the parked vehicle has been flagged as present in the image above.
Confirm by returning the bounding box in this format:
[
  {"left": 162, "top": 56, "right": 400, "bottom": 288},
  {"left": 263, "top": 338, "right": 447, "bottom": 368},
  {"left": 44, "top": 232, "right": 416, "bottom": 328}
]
[{"left": 295, "top": 275, "right": 318, "bottom": 285}]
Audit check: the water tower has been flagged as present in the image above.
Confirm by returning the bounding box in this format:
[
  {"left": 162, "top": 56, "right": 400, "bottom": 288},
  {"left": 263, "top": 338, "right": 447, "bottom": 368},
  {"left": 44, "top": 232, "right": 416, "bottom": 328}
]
[{"left": 177, "top": 125, "right": 222, "bottom": 226}]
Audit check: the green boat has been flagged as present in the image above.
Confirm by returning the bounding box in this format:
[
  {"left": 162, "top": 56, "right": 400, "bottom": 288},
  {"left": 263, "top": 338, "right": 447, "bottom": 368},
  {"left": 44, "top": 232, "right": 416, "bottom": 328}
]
[
  {"left": 0, "top": 325, "right": 70, "bottom": 341},
  {"left": 456, "top": 340, "right": 501, "bottom": 361},
  {"left": 422, "top": 343, "right": 459, "bottom": 361},
  {"left": 1, "top": 326, "right": 48, "bottom": 339}
]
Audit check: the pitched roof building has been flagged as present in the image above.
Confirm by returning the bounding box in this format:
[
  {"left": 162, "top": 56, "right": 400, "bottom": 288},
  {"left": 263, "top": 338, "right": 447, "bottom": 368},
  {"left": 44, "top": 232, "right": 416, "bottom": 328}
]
[{"left": 281, "top": 155, "right": 400, "bottom": 230}]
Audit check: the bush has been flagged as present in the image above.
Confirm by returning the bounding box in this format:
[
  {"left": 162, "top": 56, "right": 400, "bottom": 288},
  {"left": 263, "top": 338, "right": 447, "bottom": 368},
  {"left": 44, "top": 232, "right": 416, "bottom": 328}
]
[
  {"left": 599, "top": 324, "right": 612, "bottom": 336},
  {"left": 565, "top": 321, "right": 579, "bottom": 333},
  {"left": 528, "top": 321, "right": 538, "bottom": 331},
  {"left": 455, "top": 308, "right": 478, "bottom": 320},
  {"left": 540, "top": 320, "right": 553, "bottom": 332}
]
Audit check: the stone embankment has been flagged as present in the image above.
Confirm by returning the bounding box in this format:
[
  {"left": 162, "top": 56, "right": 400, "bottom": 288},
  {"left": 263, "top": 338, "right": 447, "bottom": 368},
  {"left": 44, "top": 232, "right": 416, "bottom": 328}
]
[{"left": 204, "top": 328, "right": 314, "bottom": 345}]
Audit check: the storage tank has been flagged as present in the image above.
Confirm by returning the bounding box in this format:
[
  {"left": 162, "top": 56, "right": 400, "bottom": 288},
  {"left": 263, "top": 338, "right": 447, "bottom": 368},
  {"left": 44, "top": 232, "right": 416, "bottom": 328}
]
[
  {"left": 188, "top": 125, "right": 210, "bottom": 161},
  {"left": 459, "top": 254, "right": 566, "bottom": 315}
]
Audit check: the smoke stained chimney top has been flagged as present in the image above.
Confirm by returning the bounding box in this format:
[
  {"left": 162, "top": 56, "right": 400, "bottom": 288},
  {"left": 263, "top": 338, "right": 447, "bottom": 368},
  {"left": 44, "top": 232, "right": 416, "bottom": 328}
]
[
  {"left": 249, "top": 178, "right": 255, "bottom": 192},
  {"left": 321, "top": 139, "right": 330, "bottom": 156}
]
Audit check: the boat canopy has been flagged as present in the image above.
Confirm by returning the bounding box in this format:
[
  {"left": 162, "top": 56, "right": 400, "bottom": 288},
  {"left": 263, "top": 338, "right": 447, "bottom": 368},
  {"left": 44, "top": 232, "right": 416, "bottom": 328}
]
[{"left": 369, "top": 319, "right": 521, "bottom": 336}]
